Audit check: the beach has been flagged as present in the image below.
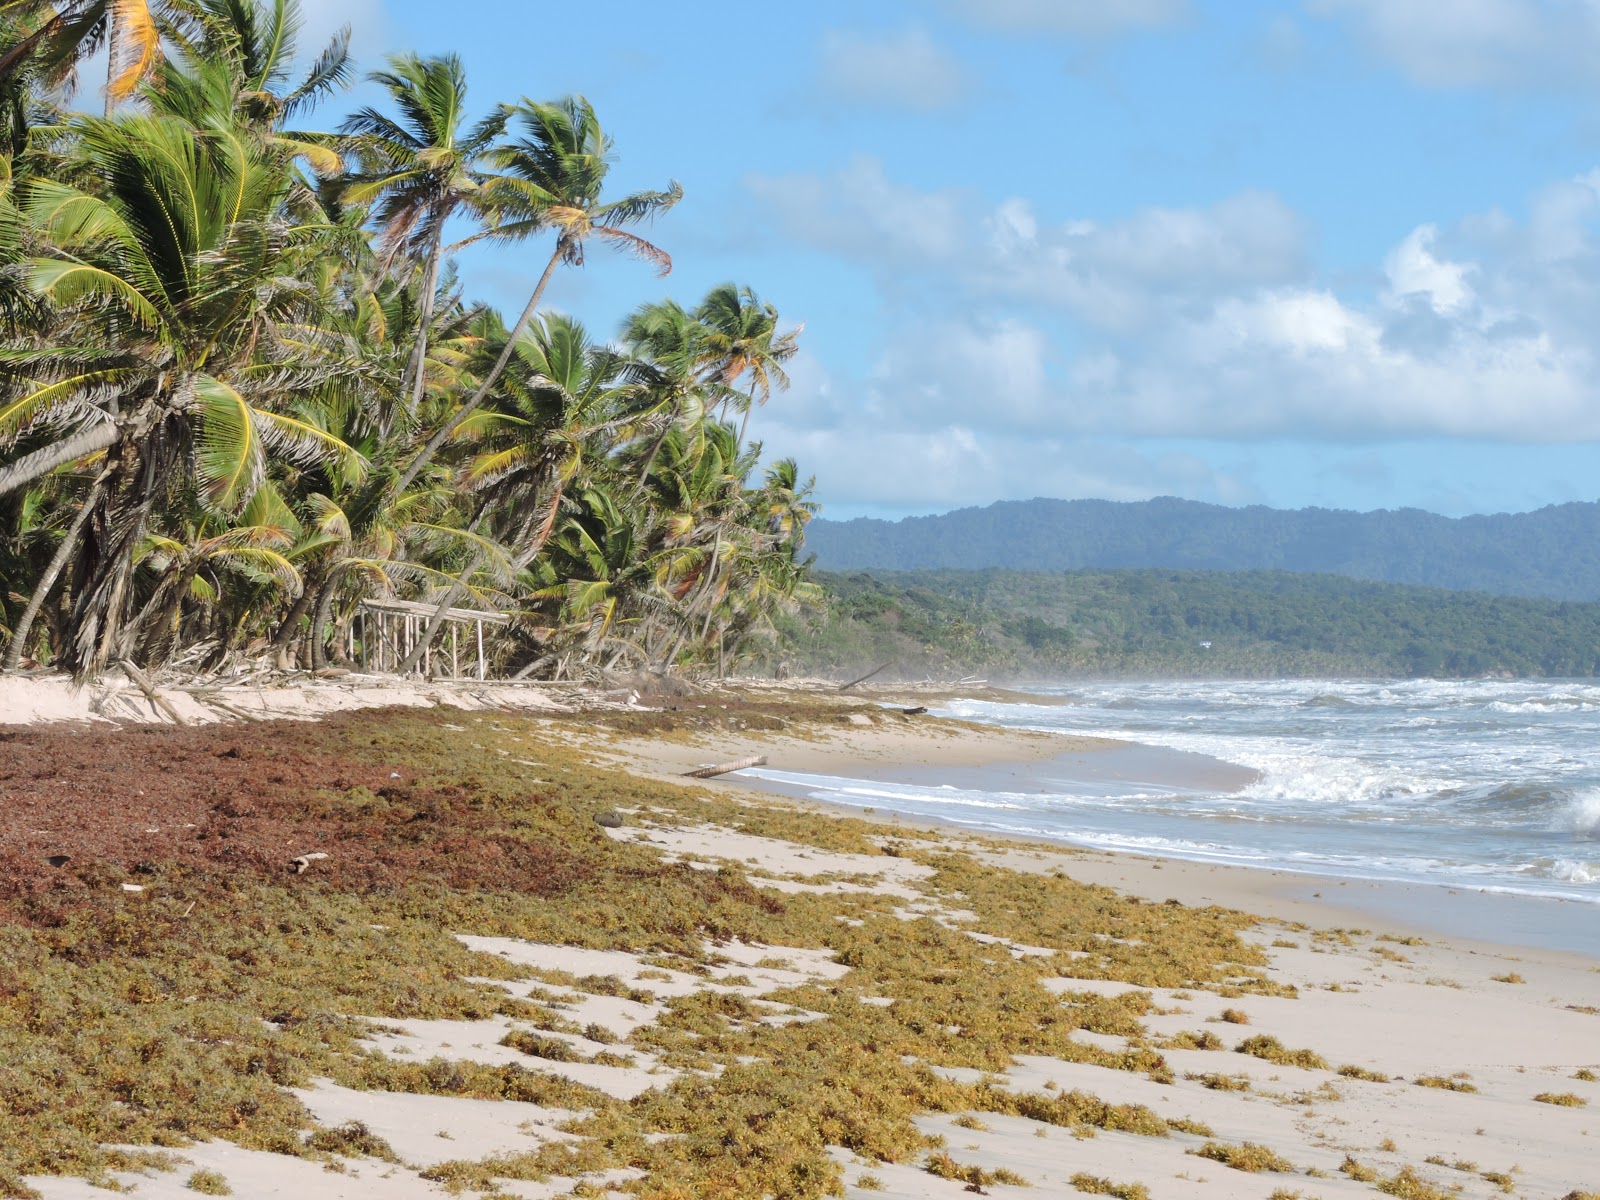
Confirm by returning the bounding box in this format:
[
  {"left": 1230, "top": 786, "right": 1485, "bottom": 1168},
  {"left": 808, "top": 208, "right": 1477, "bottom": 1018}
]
[{"left": 2, "top": 680, "right": 1597, "bottom": 1200}]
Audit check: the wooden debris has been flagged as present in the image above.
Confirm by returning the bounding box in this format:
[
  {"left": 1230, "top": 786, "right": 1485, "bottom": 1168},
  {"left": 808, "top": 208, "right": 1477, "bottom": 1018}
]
[
  {"left": 683, "top": 754, "right": 768, "bottom": 779},
  {"left": 838, "top": 663, "right": 892, "bottom": 691},
  {"left": 118, "top": 659, "right": 189, "bottom": 726},
  {"left": 289, "top": 851, "right": 329, "bottom": 875}
]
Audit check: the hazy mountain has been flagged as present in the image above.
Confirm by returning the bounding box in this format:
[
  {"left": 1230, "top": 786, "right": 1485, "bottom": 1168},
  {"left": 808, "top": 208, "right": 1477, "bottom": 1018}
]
[{"left": 805, "top": 497, "right": 1600, "bottom": 600}]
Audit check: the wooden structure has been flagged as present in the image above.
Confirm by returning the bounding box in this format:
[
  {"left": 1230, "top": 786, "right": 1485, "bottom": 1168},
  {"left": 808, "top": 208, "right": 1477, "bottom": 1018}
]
[{"left": 357, "top": 597, "right": 510, "bottom": 679}]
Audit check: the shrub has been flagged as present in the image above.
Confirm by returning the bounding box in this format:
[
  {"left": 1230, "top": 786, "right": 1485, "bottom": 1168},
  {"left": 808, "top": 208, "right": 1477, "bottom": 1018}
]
[
  {"left": 1414, "top": 1075, "right": 1477, "bottom": 1093},
  {"left": 1191, "top": 1141, "right": 1294, "bottom": 1173},
  {"left": 186, "top": 1171, "right": 231, "bottom": 1196},
  {"left": 1235, "top": 1035, "right": 1329, "bottom": 1071},
  {"left": 1533, "top": 1092, "right": 1587, "bottom": 1107},
  {"left": 1069, "top": 1173, "right": 1150, "bottom": 1199},
  {"left": 1337, "top": 1064, "right": 1389, "bottom": 1082}
]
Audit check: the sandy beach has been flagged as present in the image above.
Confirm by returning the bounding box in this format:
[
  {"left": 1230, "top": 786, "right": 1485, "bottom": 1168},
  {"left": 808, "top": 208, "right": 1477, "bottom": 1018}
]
[{"left": 3, "top": 680, "right": 1597, "bottom": 1200}]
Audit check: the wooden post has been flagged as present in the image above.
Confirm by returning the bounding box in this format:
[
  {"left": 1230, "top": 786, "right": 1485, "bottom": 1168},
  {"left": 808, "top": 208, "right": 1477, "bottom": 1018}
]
[
  {"left": 450, "top": 623, "right": 459, "bottom": 679},
  {"left": 476, "top": 619, "right": 486, "bottom": 680}
]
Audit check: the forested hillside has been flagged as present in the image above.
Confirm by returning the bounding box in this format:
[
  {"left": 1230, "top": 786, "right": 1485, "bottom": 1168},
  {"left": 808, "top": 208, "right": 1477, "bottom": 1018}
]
[
  {"left": 779, "top": 569, "right": 1600, "bottom": 680},
  {"left": 806, "top": 498, "right": 1600, "bottom": 600}
]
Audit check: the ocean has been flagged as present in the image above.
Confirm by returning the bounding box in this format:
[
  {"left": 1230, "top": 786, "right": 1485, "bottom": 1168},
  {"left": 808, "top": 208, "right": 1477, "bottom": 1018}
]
[{"left": 743, "top": 678, "right": 1600, "bottom": 910}]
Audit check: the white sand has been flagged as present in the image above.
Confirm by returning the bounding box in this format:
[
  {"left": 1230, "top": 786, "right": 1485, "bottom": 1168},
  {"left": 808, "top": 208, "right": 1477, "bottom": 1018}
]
[
  {"left": 19, "top": 701, "right": 1600, "bottom": 1200},
  {"left": 0, "top": 672, "right": 574, "bottom": 727}
]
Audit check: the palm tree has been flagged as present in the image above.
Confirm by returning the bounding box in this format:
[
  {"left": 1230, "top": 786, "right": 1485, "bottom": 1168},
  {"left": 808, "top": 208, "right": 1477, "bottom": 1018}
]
[
  {"left": 390, "top": 94, "right": 682, "bottom": 497},
  {"left": 694, "top": 283, "right": 801, "bottom": 445},
  {"left": 0, "top": 0, "right": 166, "bottom": 111},
  {"left": 0, "top": 108, "right": 359, "bottom": 676},
  {"left": 163, "top": 0, "right": 352, "bottom": 129},
  {"left": 338, "top": 53, "right": 507, "bottom": 426}
]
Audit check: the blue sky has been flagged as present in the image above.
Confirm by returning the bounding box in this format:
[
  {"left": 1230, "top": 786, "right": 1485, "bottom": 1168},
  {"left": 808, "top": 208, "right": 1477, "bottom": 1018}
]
[{"left": 306, "top": 0, "right": 1600, "bottom": 520}]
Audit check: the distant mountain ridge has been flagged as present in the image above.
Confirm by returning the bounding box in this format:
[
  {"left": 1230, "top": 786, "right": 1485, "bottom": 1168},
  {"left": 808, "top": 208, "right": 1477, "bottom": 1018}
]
[{"left": 804, "top": 497, "right": 1600, "bottom": 600}]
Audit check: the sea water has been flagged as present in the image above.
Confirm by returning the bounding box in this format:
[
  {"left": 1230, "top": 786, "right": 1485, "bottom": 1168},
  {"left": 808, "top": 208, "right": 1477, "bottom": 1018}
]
[{"left": 743, "top": 678, "right": 1600, "bottom": 907}]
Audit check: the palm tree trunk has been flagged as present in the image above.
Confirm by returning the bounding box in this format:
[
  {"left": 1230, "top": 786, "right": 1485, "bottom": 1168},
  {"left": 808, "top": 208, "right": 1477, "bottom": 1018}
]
[
  {"left": 391, "top": 243, "right": 564, "bottom": 497},
  {"left": 308, "top": 566, "right": 351, "bottom": 671},
  {"left": 270, "top": 571, "right": 320, "bottom": 670},
  {"left": 2, "top": 474, "right": 106, "bottom": 671},
  {"left": 396, "top": 225, "right": 445, "bottom": 426},
  {"left": 736, "top": 380, "right": 758, "bottom": 448}
]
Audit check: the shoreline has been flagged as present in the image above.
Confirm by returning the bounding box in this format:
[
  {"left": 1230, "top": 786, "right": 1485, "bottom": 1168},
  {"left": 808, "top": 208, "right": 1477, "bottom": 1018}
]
[
  {"left": 660, "top": 725, "right": 1600, "bottom": 964},
  {"left": 7, "top": 688, "right": 1600, "bottom": 1198}
]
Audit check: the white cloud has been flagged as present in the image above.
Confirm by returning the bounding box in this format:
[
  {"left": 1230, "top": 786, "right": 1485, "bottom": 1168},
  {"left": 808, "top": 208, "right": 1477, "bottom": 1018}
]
[
  {"left": 1383, "top": 225, "right": 1474, "bottom": 314},
  {"left": 1307, "top": 0, "right": 1600, "bottom": 89},
  {"left": 976, "top": 191, "right": 1309, "bottom": 328},
  {"left": 745, "top": 157, "right": 968, "bottom": 269},
  {"left": 757, "top": 161, "right": 1600, "bottom": 452},
  {"left": 759, "top": 421, "right": 1250, "bottom": 511},
  {"left": 817, "top": 27, "right": 970, "bottom": 111},
  {"left": 935, "top": 0, "right": 1189, "bottom": 37}
]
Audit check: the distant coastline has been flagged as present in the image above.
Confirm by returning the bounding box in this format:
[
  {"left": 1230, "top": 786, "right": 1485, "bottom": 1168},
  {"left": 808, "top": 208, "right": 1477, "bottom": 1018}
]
[{"left": 806, "top": 495, "right": 1600, "bottom": 600}]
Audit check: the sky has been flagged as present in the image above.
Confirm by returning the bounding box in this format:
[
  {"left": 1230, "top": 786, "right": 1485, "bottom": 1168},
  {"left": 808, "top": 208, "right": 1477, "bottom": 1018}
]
[{"left": 304, "top": 0, "right": 1600, "bottom": 521}]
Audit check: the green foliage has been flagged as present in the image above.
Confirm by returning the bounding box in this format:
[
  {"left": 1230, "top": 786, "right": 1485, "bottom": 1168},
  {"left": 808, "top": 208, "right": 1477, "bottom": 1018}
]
[
  {"left": 0, "top": 6, "right": 816, "bottom": 681},
  {"left": 786, "top": 568, "right": 1600, "bottom": 679}
]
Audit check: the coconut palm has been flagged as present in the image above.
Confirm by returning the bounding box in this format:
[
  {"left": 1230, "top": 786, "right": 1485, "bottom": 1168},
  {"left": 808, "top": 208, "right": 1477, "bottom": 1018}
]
[
  {"left": 390, "top": 94, "right": 682, "bottom": 496},
  {"left": 0, "top": 0, "right": 166, "bottom": 111},
  {"left": 693, "top": 283, "right": 801, "bottom": 445},
  {"left": 338, "top": 52, "right": 507, "bottom": 425},
  {"left": 0, "top": 108, "right": 359, "bottom": 676}
]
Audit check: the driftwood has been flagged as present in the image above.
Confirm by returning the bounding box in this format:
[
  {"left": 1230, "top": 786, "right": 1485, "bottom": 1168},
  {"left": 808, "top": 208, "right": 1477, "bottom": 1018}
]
[
  {"left": 683, "top": 754, "right": 768, "bottom": 779},
  {"left": 838, "top": 662, "right": 892, "bottom": 691},
  {"left": 901, "top": 706, "right": 929, "bottom": 716},
  {"left": 119, "top": 659, "right": 189, "bottom": 726},
  {"left": 202, "top": 696, "right": 266, "bottom": 722},
  {"left": 290, "top": 851, "right": 329, "bottom": 875}
]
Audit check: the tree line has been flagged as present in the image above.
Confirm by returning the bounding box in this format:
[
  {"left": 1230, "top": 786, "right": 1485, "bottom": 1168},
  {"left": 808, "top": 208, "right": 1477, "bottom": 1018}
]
[
  {"left": 788, "top": 569, "right": 1600, "bottom": 680},
  {"left": 0, "top": 0, "right": 819, "bottom": 682},
  {"left": 805, "top": 496, "right": 1600, "bottom": 601}
]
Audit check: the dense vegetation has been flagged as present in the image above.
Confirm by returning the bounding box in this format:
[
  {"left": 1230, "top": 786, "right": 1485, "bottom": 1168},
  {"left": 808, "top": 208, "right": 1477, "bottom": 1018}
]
[
  {"left": 783, "top": 569, "right": 1600, "bottom": 679},
  {"left": 0, "top": 0, "right": 816, "bottom": 682},
  {"left": 807, "top": 497, "right": 1600, "bottom": 601}
]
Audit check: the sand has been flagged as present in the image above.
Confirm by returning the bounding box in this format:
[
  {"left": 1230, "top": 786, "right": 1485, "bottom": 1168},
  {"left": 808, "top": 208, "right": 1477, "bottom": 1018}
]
[{"left": 14, "top": 685, "right": 1600, "bottom": 1200}]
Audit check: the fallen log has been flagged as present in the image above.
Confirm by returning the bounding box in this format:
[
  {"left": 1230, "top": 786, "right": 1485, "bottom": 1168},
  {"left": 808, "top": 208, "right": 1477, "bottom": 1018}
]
[
  {"left": 119, "top": 660, "right": 189, "bottom": 727},
  {"left": 683, "top": 754, "right": 768, "bottom": 779},
  {"left": 838, "top": 662, "right": 892, "bottom": 691}
]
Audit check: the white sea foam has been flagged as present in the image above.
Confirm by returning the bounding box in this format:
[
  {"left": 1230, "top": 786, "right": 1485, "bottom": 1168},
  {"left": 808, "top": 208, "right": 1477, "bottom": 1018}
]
[
  {"left": 1560, "top": 789, "right": 1600, "bottom": 838},
  {"left": 1548, "top": 858, "right": 1600, "bottom": 884}
]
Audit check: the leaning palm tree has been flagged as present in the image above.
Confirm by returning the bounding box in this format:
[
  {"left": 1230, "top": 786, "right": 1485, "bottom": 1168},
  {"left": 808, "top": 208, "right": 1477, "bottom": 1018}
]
[
  {"left": 390, "top": 94, "right": 682, "bottom": 497},
  {"left": 338, "top": 52, "right": 507, "bottom": 424},
  {"left": 0, "top": 108, "right": 359, "bottom": 676}
]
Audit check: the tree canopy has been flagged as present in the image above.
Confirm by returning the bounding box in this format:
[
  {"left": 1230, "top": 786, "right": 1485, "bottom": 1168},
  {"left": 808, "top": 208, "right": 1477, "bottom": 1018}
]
[{"left": 0, "top": 0, "right": 817, "bottom": 680}]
